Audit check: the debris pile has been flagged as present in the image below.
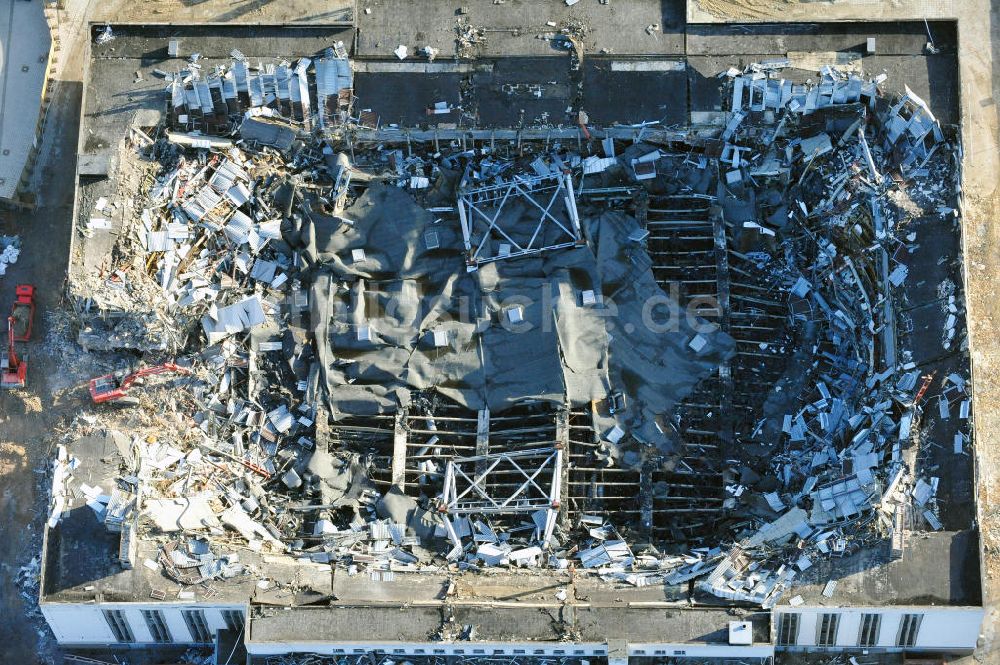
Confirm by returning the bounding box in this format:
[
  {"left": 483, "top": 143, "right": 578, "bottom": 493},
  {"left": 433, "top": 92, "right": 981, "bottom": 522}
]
[
  {"left": 0, "top": 234, "right": 20, "bottom": 276},
  {"left": 167, "top": 42, "right": 352, "bottom": 136},
  {"left": 263, "top": 657, "right": 594, "bottom": 665},
  {"left": 94, "top": 24, "right": 114, "bottom": 45}
]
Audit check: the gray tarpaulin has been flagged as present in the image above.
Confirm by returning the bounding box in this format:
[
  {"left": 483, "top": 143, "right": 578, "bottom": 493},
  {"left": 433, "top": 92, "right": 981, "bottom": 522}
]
[
  {"left": 583, "top": 210, "right": 735, "bottom": 452},
  {"left": 296, "top": 184, "right": 734, "bottom": 457},
  {"left": 239, "top": 118, "right": 297, "bottom": 152}
]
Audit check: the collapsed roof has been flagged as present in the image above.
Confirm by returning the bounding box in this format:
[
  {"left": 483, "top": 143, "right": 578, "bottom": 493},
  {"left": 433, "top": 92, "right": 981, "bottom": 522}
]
[
  {"left": 303, "top": 180, "right": 733, "bottom": 454},
  {"left": 52, "top": 48, "right": 968, "bottom": 612}
]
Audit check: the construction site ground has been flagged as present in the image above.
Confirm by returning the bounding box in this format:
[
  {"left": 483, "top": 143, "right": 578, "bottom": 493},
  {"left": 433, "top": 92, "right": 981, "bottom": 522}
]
[{"left": 0, "top": 1, "right": 997, "bottom": 663}]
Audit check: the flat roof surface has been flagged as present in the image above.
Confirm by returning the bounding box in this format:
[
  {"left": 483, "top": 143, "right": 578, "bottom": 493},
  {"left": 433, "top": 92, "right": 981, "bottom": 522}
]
[
  {"left": 76, "top": 20, "right": 959, "bottom": 144},
  {"left": 355, "top": 0, "right": 686, "bottom": 59},
  {"left": 789, "top": 530, "right": 981, "bottom": 607},
  {"left": 354, "top": 70, "right": 465, "bottom": 127},
  {"left": 0, "top": 0, "right": 51, "bottom": 200},
  {"left": 248, "top": 605, "right": 771, "bottom": 645},
  {"left": 684, "top": 21, "right": 957, "bottom": 56},
  {"left": 583, "top": 59, "right": 688, "bottom": 127}
]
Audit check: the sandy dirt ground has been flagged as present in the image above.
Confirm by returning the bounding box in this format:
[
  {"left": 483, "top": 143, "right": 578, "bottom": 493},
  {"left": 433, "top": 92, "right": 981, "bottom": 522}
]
[
  {"left": 958, "top": 0, "right": 1000, "bottom": 660},
  {"left": 0, "top": 0, "right": 997, "bottom": 662},
  {"left": 689, "top": 0, "right": 963, "bottom": 23},
  {"left": 89, "top": 0, "right": 353, "bottom": 25}
]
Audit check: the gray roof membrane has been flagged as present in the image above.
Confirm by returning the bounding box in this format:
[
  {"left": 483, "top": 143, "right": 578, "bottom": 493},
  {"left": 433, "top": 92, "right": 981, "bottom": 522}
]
[
  {"left": 239, "top": 117, "right": 298, "bottom": 152},
  {"left": 297, "top": 183, "right": 734, "bottom": 459}
]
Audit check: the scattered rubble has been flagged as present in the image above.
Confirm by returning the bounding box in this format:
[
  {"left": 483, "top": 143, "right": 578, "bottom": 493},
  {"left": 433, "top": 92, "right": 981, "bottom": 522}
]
[
  {"left": 0, "top": 234, "right": 20, "bottom": 276},
  {"left": 94, "top": 24, "right": 114, "bottom": 45},
  {"left": 263, "top": 657, "right": 594, "bottom": 665}
]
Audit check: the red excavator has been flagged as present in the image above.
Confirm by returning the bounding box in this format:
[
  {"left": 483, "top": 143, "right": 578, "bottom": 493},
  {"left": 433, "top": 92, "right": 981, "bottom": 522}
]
[
  {"left": 1, "top": 316, "right": 27, "bottom": 389},
  {"left": 89, "top": 362, "right": 191, "bottom": 406},
  {"left": 1, "top": 284, "right": 35, "bottom": 390},
  {"left": 10, "top": 284, "right": 36, "bottom": 342}
]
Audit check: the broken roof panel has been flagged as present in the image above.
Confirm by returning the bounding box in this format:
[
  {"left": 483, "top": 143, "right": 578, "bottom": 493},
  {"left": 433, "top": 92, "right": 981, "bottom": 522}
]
[{"left": 239, "top": 118, "right": 296, "bottom": 151}]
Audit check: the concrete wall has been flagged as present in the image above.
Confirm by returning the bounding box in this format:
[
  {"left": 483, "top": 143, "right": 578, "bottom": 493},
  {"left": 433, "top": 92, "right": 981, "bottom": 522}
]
[
  {"left": 40, "top": 602, "right": 245, "bottom": 646},
  {"left": 245, "top": 641, "right": 611, "bottom": 658},
  {"left": 245, "top": 640, "right": 773, "bottom": 660},
  {"left": 774, "top": 606, "right": 984, "bottom": 653}
]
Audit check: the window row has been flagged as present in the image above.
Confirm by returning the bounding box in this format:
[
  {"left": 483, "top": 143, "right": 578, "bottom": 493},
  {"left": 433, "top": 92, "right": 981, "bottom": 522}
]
[
  {"left": 776, "top": 612, "right": 923, "bottom": 647},
  {"left": 102, "top": 609, "right": 244, "bottom": 644}
]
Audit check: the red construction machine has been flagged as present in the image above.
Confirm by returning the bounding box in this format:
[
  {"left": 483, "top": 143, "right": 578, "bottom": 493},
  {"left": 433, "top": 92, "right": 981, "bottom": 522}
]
[
  {"left": 89, "top": 362, "right": 191, "bottom": 406},
  {"left": 1, "top": 285, "right": 34, "bottom": 389},
  {"left": 10, "top": 284, "right": 36, "bottom": 342},
  {"left": 1, "top": 316, "right": 27, "bottom": 389}
]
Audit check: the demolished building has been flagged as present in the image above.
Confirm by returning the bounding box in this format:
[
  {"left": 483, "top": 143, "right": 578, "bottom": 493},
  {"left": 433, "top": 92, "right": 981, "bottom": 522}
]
[{"left": 39, "top": 20, "right": 982, "bottom": 664}]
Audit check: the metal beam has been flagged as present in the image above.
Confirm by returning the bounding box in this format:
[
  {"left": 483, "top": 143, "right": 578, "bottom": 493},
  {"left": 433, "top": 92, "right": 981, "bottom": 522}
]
[
  {"left": 474, "top": 408, "right": 490, "bottom": 477},
  {"left": 441, "top": 447, "right": 563, "bottom": 548},
  {"left": 391, "top": 409, "right": 407, "bottom": 491},
  {"left": 711, "top": 204, "right": 735, "bottom": 455}
]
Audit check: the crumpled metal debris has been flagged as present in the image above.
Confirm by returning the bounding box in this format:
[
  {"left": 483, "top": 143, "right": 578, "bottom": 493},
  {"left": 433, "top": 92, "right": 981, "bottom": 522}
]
[{"left": 95, "top": 24, "right": 115, "bottom": 45}]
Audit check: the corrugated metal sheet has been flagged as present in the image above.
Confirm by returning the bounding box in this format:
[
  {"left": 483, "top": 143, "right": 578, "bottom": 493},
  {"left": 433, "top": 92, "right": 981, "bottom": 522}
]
[
  {"left": 275, "top": 64, "right": 291, "bottom": 101},
  {"left": 170, "top": 52, "right": 352, "bottom": 135},
  {"left": 248, "top": 74, "right": 264, "bottom": 107},
  {"left": 221, "top": 72, "right": 237, "bottom": 100},
  {"left": 224, "top": 210, "right": 253, "bottom": 245},
  {"left": 184, "top": 85, "right": 201, "bottom": 112},
  {"left": 233, "top": 60, "right": 249, "bottom": 92},
  {"left": 171, "top": 79, "right": 185, "bottom": 108},
  {"left": 195, "top": 81, "right": 214, "bottom": 114}
]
